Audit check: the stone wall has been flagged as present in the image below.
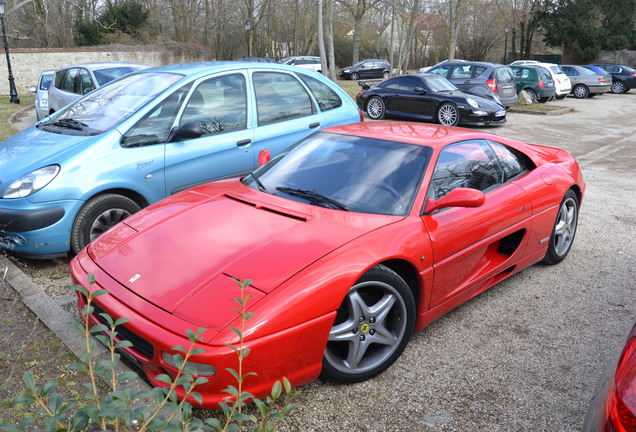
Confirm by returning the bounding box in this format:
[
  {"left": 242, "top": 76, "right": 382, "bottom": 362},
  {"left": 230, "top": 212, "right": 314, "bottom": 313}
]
[
  {"left": 0, "top": 46, "right": 211, "bottom": 96},
  {"left": 596, "top": 50, "right": 636, "bottom": 67}
]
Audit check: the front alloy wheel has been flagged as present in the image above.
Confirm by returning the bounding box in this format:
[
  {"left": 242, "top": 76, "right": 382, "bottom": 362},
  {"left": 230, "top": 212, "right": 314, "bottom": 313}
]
[
  {"left": 437, "top": 103, "right": 459, "bottom": 126},
  {"left": 543, "top": 189, "right": 579, "bottom": 264},
  {"left": 322, "top": 265, "right": 415, "bottom": 382}
]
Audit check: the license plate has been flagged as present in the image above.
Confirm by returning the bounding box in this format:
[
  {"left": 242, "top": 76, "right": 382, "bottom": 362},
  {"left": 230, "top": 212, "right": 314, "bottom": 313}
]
[{"left": 495, "top": 110, "right": 505, "bottom": 117}]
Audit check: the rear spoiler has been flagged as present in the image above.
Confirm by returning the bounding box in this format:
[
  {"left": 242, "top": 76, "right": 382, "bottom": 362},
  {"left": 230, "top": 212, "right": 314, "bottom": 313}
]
[{"left": 358, "top": 79, "right": 383, "bottom": 90}]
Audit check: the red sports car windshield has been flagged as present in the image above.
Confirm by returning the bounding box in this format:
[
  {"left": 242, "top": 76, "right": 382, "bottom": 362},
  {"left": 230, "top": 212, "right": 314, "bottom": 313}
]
[{"left": 243, "top": 132, "right": 432, "bottom": 216}]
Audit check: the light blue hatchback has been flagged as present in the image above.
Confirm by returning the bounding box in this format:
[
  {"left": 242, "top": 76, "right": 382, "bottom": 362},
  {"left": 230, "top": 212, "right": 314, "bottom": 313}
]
[{"left": 0, "top": 62, "right": 362, "bottom": 258}]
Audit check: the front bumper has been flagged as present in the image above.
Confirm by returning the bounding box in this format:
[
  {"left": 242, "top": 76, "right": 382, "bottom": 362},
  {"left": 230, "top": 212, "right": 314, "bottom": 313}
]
[
  {"left": 0, "top": 198, "right": 83, "bottom": 257},
  {"left": 70, "top": 249, "right": 332, "bottom": 408},
  {"left": 460, "top": 109, "right": 507, "bottom": 127}
]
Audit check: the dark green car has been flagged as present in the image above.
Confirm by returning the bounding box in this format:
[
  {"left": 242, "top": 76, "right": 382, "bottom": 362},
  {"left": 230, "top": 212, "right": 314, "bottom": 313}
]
[{"left": 510, "top": 65, "right": 556, "bottom": 103}]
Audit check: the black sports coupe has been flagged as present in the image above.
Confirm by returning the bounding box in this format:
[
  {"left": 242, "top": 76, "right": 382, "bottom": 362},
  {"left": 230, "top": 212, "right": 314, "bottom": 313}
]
[{"left": 356, "top": 74, "right": 507, "bottom": 127}]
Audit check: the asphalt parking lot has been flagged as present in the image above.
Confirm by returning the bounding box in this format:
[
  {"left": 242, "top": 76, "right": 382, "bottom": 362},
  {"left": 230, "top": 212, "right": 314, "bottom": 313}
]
[{"left": 4, "top": 94, "right": 636, "bottom": 431}]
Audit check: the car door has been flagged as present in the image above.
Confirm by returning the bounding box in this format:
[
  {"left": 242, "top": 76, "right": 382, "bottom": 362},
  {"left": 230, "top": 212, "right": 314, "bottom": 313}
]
[
  {"left": 388, "top": 76, "right": 434, "bottom": 119},
  {"left": 422, "top": 139, "right": 533, "bottom": 309},
  {"left": 561, "top": 66, "right": 581, "bottom": 86},
  {"left": 250, "top": 70, "right": 326, "bottom": 162},
  {"left": 163, "top": 72, "right": 255, "bottom": 195}
]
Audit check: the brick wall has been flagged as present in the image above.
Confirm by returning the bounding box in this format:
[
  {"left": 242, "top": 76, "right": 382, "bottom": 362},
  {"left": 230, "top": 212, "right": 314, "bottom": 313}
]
[{"left": 0, "top": 46, "right": 210, "bottom": 96}]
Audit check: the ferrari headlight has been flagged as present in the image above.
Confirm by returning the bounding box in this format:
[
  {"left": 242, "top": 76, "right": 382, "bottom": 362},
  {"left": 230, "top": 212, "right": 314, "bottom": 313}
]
[
  {"left": 3, "top": 165, "right": 60, "bottom": 199},
  {"left": 467, "top": 98, "right": 480, "bottom": 109},
  {"left": 162, "top": 352, "right": 216, "bottom": 376}
]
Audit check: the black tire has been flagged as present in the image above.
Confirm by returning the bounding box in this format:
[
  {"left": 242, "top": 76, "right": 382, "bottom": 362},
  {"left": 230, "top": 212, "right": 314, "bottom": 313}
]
[
  {"left": 525, "top": 89, "right": 537, "bottom": 104},
  {"left": 537, "top": 97, "right": 550, "bottom": 103},
  {"left": 322, "top": 265, "right": 415, "bottom": 383},
  {"left": 611, "top": 81, "right": 626, "bottom": 94},
  {"left": 382, "top": 71, "right": 390, "bottom": 79},
  {"left": 366, "top": 96, "right": 385, "bottom": 120},
  {"left": 71, "top": 194, "right": 141, "bottom": 254},
  {"left": 351, "top": 72, "right": 360, "bottom": 81},
  {"left": 543, "top": 189, "right": 579, "bottom": 265},
  {"left": 555, "top": 94, "right": 566, "bottom": 100},
  {"left": 437, "top": 102, "right": 459, "bottom": 126},
  {"left": 573, "top": 84, "right": 589, "bottom": 99}
]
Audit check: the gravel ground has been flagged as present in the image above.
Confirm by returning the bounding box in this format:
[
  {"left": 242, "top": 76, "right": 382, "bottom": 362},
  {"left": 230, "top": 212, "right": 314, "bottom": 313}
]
[{"left": 5, "top": 94, "right": 636, "bottom": 431}]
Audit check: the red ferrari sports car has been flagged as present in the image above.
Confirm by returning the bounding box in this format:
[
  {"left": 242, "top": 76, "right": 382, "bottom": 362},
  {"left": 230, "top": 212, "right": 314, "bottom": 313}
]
[{"left": 71, "top": 121, "right": 585, "bottom": 408}]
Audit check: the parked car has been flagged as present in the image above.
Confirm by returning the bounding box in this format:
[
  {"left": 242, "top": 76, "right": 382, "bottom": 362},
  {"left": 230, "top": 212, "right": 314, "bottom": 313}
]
[
  {"left": 0, "top": 62, "right": 362, "bottom": 258},
  {"left": 582, "top": 320, "right": 636, "bottom": 431},
  {"left": 509, "top": 65, "right": 556, "bottom": 103},
  {"left": 427, "top": 61, "right": 518, "bottom": 108},
  {"left": 560, "top": 65, "right": 611, "bottom": 98},
  {"left": 71, "top": 120, "right": 584, "bottom": 408},
  {"left": 511, "top": 61, "right": 572, "bottom": 99},
  {"left": 238, "top": 57, "right": 277, "bottom": 63},
  {"left": 48, "top": 62, "right": 148, "bottom": 114},
  {"left": 590, "top": 63, "right": 636, "bottom": 94},
  {"left": 28, "top": 69, "right": 55, "bottom": 120},
  {"left": 356, "top": 73, "right": 506, "bottom": 126},
  {"left": 279, "top": 56, "right": 322, "bottom": 72},
  {"left": 419, "top": 59, "right": 467, "bottom": 73},
  {"left": 339, "top": 59, "right": 390, "bottom": 80}
]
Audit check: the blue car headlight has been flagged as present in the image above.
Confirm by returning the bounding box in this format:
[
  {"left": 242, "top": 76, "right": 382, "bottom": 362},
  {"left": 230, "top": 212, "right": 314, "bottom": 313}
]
[{"left": 3, "top": 165, "right": 60, "bottom": 199}]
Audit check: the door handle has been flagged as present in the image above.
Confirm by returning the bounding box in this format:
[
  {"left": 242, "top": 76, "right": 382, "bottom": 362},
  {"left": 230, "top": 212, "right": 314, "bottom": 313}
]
[
  {"left": 236, "top": 139, "right": 252, "bottom": 147},
  {"left": 309, "top": 122, "right": 320, "bottom": 129}
]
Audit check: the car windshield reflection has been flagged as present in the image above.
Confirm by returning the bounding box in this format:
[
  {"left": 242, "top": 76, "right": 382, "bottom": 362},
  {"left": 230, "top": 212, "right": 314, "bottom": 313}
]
[
  {"left": 38, "top": 72, "right": 184, "bottom": 136},
  {"left": 244, "top": 132, "right": 432, "bottom": 216}
]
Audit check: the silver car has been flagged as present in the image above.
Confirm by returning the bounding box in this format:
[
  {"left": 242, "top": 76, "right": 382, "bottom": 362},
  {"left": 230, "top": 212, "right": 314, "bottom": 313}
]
[
  {"left": 28, "top": 69, "right": 55, "bottom": 120},
  {"left": 561, "top": 65, "right": 611, "bottom": 98},
  {"left": 48, "top": 62, "right": 148, "bottom": 114}
]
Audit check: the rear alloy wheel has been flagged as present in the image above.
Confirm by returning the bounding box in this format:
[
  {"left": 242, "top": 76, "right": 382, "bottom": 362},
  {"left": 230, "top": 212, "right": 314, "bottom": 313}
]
[
  {"left": 573, "top": 84, "right": 589, "bottom": 99},
  {"left": 525, "top": 89, "right": 537, "bottom": 103},
  {"left": 611, "top": 81, "right": 626, "bottom": 94},
  {"left": 71, "top": 194, "right": 141, "bottom": 254},
  {"left": 437, "top": 103, "right": 459, "bottom": 126},
  {"left": 322, "top": 265, "right": 415, "bottom": 382},
  {"left": 366, "top": 96, "right": 385, "bottom": 120},
  {"left": 543, "top": 189, "right": 579, "bottom": 265},
  {"left": 382, "top": 71, "right": 390, "bottom": 79},
  {"left": 351, "top": 72, "right": 360, "bottom": 81}
]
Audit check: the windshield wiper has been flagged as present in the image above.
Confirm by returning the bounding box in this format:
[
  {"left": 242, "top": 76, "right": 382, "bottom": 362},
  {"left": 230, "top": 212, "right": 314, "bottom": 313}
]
[
  {"left": 245, "top": 172, "right": 267, "bottom": 192},
  {"left": 44, "top": 118, "right": 88, "bottom": 131},
  {"left": 276, "top": 187, "right": 348, "bottom": 211}
]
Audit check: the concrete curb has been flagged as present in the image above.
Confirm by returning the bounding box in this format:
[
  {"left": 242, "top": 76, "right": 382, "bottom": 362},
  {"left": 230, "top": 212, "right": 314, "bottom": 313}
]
[
  {"left": 508, "top": 106, "right": 575, "bottom": 116},
  {"left": 8, "top": 104, "right": 36, "bottom": 129},
  {"left": 0, "top": 256, "right": 152, "bottom": 394}
]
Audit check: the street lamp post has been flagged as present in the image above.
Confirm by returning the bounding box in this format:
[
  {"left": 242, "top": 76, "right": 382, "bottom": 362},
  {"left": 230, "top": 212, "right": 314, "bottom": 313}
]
[
  {"left": 503, "top": 26, "right": 510, "bottom": 65},
  {"left": 0, "top": 0, "right": 19, "bottom": 104},
  {"left": 244, "top": 20, "right": 251, "bottom": 58}
]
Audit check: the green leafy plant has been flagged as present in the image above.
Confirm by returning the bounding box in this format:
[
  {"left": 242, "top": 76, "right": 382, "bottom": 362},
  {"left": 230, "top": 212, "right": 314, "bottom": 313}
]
[{"left": 0, "top": 275, "right": 299, "bottom": 432}]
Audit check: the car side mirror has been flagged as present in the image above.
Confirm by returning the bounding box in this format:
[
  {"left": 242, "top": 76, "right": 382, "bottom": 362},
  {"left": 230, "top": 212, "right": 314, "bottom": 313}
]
[
  {"left": 424, "top": 187, "right": 485, "bottom": 214},
  {"left": 258, "top": 149, "right": 271, "bottom": 166},
  {"left": 169, "top": 122, "right": 202, "bottom": 142},
  {"left": 415, "top": 87, "right": 427, "bottom": 94}
]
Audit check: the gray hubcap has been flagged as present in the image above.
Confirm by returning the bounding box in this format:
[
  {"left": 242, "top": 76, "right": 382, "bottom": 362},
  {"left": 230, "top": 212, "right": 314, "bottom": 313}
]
[
  {"left": 553, "top": 197, "right": 577, "bottom": 257},
  {"left": 325, "top": 281, "right": 407, "bottom": 374},
  {"left": 574, "top": 86, "right": 587, "bottom": 98},
  {"left": 90, "top": 208, "right": 133, "bottom": 241}
]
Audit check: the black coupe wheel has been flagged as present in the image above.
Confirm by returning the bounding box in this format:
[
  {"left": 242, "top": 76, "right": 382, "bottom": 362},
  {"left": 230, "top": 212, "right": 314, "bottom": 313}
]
[
  {"left": 611, "top": 81, "right": 626, "bottom": 94},
  {"left": 351, "top": 72, "right": 360, "bottom": 81},
  {"left": 366, "top": 96, "right": 385, "bottom": 120},
  {"left": 382, "top": 71, "right": 390, "bottom": 79},
  {"left": 322, "top": 265, "right": 415, "bottom": 383},
  {"left": 437, "top": 103, "right": 459, "bottom": 126},
  {"left": 525, "top": 89, "right": 537, "bottom": 103},
  {"left": 573, "top": 84, "right": 589, "bottom": 99},
  {"left": 71, "top": 194, "right": 141, "bottom": 254},
  {"left": 543, "top": 189, "right": 579, "bottom": 265}
]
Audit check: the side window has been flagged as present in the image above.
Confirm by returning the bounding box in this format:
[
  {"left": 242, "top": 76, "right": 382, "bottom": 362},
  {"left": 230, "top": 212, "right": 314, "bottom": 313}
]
[
  {"left": 428, "top": 141, "right": 503, "bottom": 200},
  {"left": 179, "top": 74, "right": 247, "bottom": 136},
  {"left": 253, "top": 72, "right": 314, "bottom": 126},
  {"left": 54, "top": 70, "right": 65, "bottom": 89},
  {"left": 121, "top": 85, "right": 191, "bottom": 148},
  {"left": 399, "top": 76, "right": 423, "bottom": 91},
  {"left": 378, "top": 77, "right": 401, "bottom": 90},
  {"left": 62, "top": 68, "right": 78, "bottom": 93},
  {"left": 450, "top": 65, "right": 472, "bottom": 79},
  {"left": 488, "top": 140, "right": 531, "bottom": 181},
  {"left": 77, "top": 69, "right": 94, "bottom": 94},
  {"left": 297, "top": 73, "right": 343, "bottom": 111}
]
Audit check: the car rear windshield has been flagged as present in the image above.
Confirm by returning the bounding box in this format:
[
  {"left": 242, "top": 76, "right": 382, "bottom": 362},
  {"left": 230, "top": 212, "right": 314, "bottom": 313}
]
[
  {"left": 243, "top": 132, "right": 432, "bottom": 216},
  {"left": 38, "top": 72, "right": 184, "bottom": 136}
]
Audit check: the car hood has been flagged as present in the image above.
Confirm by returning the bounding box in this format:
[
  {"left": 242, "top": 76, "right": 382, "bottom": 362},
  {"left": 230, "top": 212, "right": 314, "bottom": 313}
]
[
  {"left": 448, "top": 91, "right": 504, "bottom": 109},
  {"left": 88, "top": 183, "right": 400, "bottom": 318},
  {"left": 0, "top": 126, "right": 98, "bottom": 192}
]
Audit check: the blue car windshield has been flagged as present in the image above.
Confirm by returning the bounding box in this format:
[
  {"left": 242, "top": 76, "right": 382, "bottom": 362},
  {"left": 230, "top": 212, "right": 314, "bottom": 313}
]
[
  {"left": 38, "top": 72, "right": 183, "bottom": 136},
  {"left": 243, "top": 132, "right": 431, "bottom": 216}
]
